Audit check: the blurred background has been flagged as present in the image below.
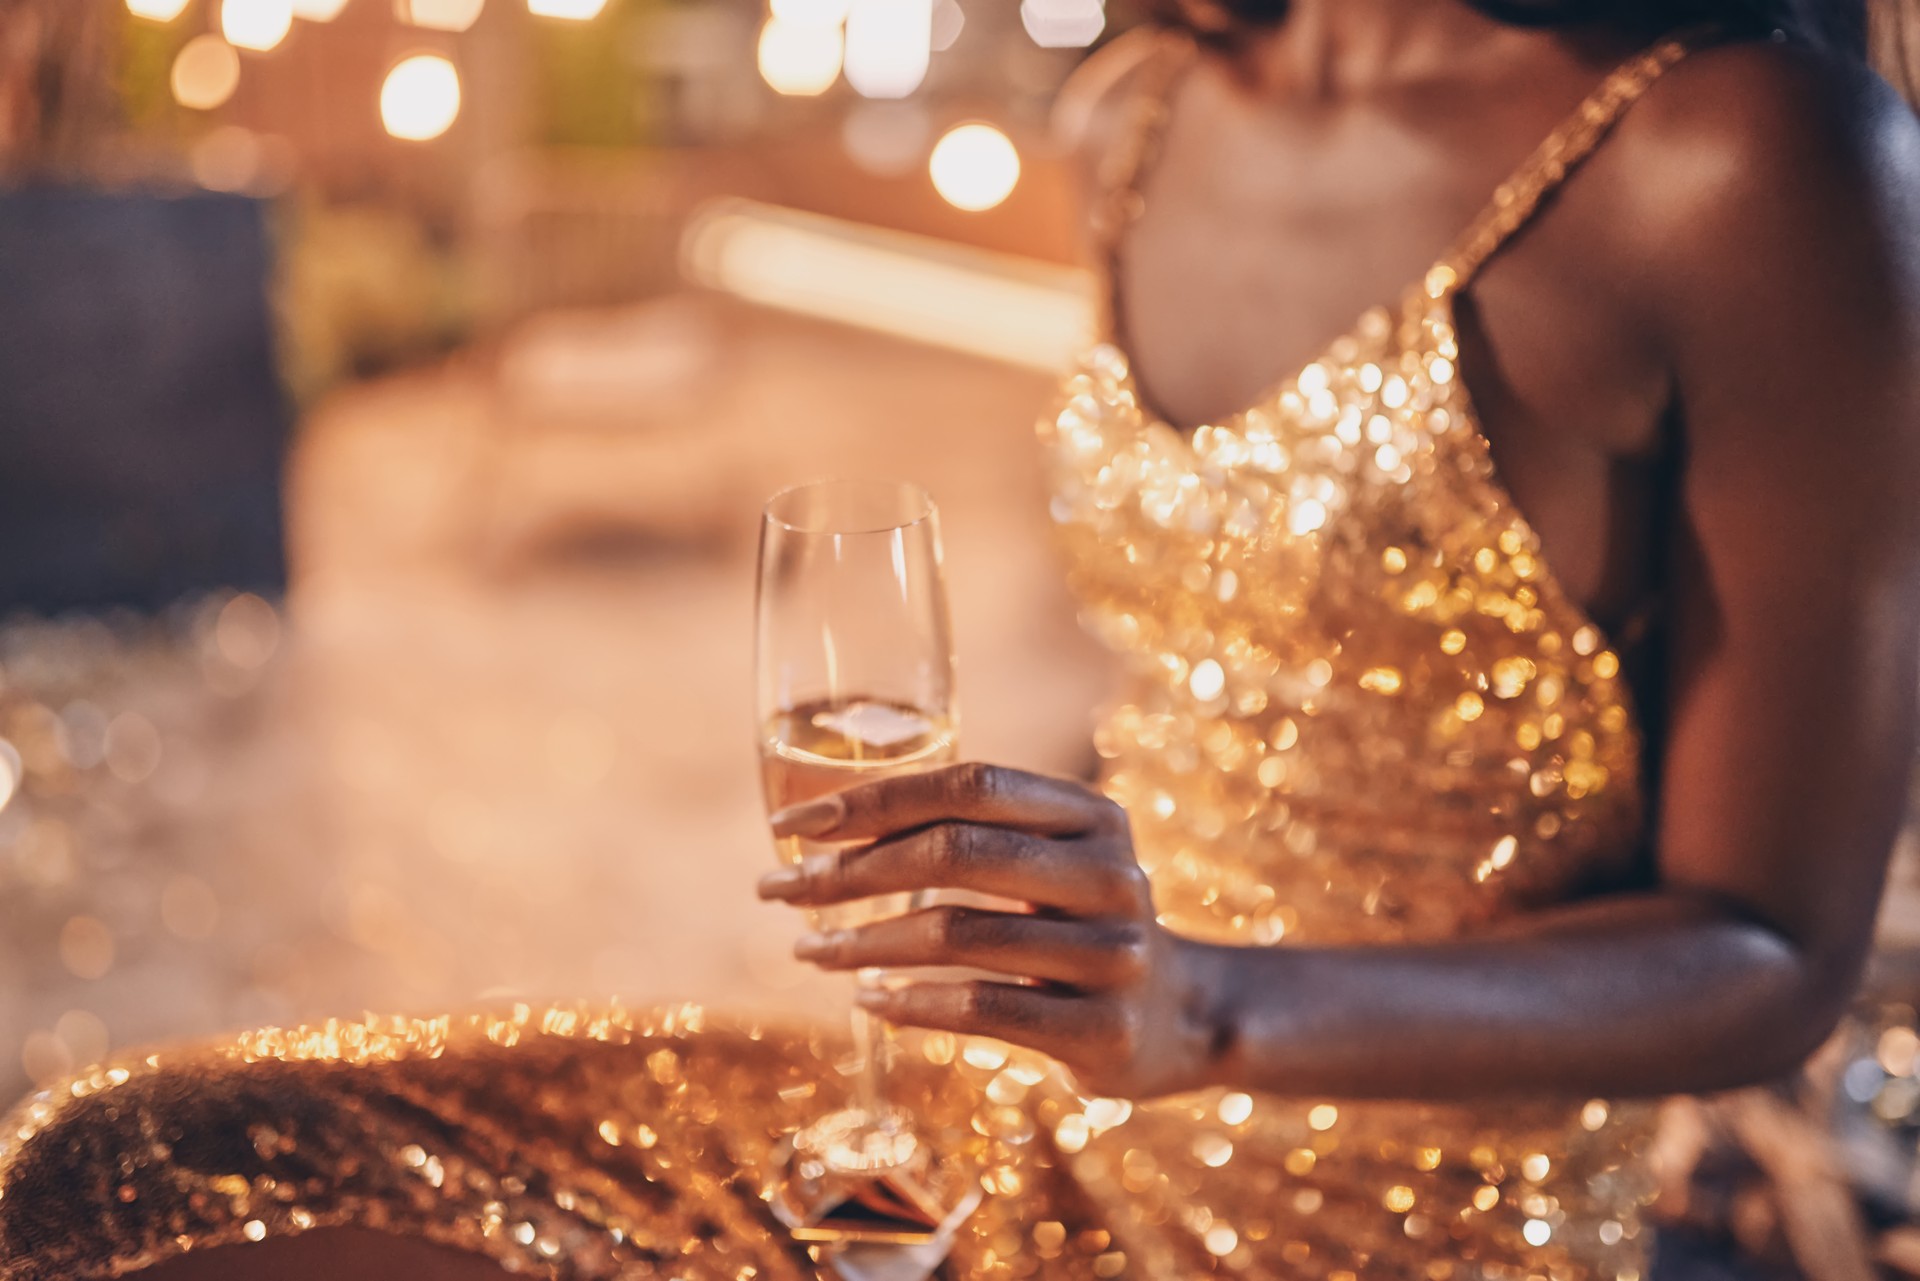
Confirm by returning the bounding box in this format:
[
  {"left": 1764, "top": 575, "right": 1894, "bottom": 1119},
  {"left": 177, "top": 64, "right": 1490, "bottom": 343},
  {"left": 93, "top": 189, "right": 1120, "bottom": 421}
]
[{"left": 5, "top": 3, "right": 1920, "bottom": 1277}]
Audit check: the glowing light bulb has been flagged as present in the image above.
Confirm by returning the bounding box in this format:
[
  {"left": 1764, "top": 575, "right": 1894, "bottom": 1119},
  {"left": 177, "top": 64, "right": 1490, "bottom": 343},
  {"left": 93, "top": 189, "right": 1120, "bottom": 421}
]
[
  {"left": 401, "top": 0, "right": 483, "bottom": 29},
  {"left": 1020, "top": 0, "right": 1103, "bottom": 48},
  {"left": 527, "top": 0, "right": 608, "bottom": 17},
  {"left": 843, "top": 0, "right": 929, "bottom": 99},
  {"left": 380, "top": 54, "right": 461, "bottom": 141},
  {"left": 171, "top": 35, "right": 243, "bottom": 110},
  {"left": 127, "top": 0, "right": 191, "bottom": 21},
  {"left": 929, "top": 122, "right": 1019, "bottom": 211},
  {"left": 770, "top": 0, "right": 852, "bottom": 23},
  {"left": 221, "top": 0, "right": 294, "bottom": 51},
  {"left": 757, "top": 17, "right": 843, "bottom": 96},
  {"left": 291, "top": 0, "right": 350, "bottom": 17}
]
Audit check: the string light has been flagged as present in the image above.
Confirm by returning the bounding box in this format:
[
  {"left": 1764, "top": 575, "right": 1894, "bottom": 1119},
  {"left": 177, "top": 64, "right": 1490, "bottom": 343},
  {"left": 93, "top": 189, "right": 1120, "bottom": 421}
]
[
  {"left": 380, "top": 54, "right": 462, "bottom": 141},
  {"left": 681, "top": 199, "right": 1090, "bottom": 372},
  {"left": 843, "top": 0, "right": 930, "bottom": 99},
  {"left": 221, "top": 0, "right": 295, "bottom": 52},
  {"left": 171, "top": 35, "right": 243, "bottom": 111},
  {"left": 757, "top": 17, "right": 843, "bottom": 96},
  {"left": 401, "top": 0, "right": 484, "bottom": 30},
  {"left": 290, "top": 0, "right": 350, "bottom": 17},
  {"left": 929, "top": 122, "right": 1019, "bottom": 211},
  {"left": 527, "top": 0, "right": 608, "bottom": 17},
  {"left": 126, "top": 0, "right": 192, "bottom": 21},
  {"left": 1020, "top": 0, "right": 1103, "bottom": 48}
]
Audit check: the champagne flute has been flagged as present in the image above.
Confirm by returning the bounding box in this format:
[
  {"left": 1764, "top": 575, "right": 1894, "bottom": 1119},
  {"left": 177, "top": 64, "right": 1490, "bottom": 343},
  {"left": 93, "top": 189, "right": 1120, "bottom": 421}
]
[{"left": 756, "top": 478, "right": 965, "bottom": 1242}]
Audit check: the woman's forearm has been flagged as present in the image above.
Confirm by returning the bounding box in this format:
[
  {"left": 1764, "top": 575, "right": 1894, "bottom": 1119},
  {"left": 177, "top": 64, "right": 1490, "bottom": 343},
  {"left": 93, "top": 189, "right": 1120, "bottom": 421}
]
[{"left": 1183, "top": 890, "right": 1849, "bottom": 1101}]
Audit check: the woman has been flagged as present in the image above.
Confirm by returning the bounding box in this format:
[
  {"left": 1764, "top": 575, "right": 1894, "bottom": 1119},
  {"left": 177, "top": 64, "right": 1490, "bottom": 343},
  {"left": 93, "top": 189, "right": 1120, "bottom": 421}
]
[{"left": 4, "top": 2, "right": 1917, "bottom": 1279}]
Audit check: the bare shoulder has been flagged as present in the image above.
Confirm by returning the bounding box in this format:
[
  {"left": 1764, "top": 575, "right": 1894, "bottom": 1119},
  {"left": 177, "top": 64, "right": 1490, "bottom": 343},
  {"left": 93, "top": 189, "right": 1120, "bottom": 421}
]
[
  {"left": 1599, "top": 39, "right": 1920, "bottom": 538},
  {"left": 1617, "top": 38, "right": 1920, "bottom": 284},
  {"left": 1050, "top": 25, "right": 1183, "bottom": 178}
]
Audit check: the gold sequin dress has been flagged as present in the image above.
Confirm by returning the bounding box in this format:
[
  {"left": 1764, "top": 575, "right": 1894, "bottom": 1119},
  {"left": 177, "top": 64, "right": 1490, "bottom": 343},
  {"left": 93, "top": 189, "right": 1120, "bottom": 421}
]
[{"left": 0, "top": 36, "right": 1693, "bottom": 1281}]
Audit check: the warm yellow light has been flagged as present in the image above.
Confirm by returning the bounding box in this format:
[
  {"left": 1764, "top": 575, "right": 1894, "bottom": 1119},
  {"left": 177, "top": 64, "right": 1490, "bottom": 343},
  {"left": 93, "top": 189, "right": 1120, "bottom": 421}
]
[
  {"left": 401, "top": 0, "right": 484, "bottom": 30},
  {"left": 221, "top": 0, "right": 294, "bottom": 51},
  {"left": 380, "top": 54, "right": 461, "bottom": 141},
  {"left": 127, "top": 0, "right": 192, "bottom": 21},
  {"left": 843, "top": 0, "right": 929, "bottom": 99},
  {"left": 171, "top": 35, "right": 243, "bottom": 111},
  {"left": 757, "top": 17, "right": 843, "bottom": 96},
  {"left": 929, "top": 122, "right": 1019, "bottom": 211},
  {"left": 527, "top": 0, "right": 607, "bottom": 17},
  {"left": 682, "top": 199, "right": 1091, "bottom": 372},
  {"left": 291, "top": 0, "right": 350, "bottom": 16}
]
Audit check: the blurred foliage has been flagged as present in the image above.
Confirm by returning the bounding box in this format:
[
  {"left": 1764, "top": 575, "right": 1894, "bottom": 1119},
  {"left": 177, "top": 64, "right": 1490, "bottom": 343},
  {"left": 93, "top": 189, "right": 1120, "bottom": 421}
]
[
  {"left": 529, "top": 0, "right": 661, "bottom": 148},
  {"left": 273, "top": 200, "right": 471, "bottom": 407},
  {"left": 116, "top": 13, "right": 185, "bottom": 139}
]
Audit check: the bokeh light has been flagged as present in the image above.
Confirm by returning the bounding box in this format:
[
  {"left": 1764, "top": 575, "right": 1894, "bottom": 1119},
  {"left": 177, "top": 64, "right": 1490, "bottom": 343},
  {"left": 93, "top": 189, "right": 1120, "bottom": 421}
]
[
  {"left": 0, "top": 738, "right": 19, "bottom": 815},
  {"left": 527, "top": 0, "right": 608, "bottom": 18},
  {"left": 843, "top": 0, "right": 930, "bottom": 100},
  {"left": 757, "top": 17, "right": 843, "bottom": 97},
  {"left": 291, "top": 0, "right": 350, "bottom": 17},
  {"left": 401, "top": 0, "right": 485, "bottom": 31},
  {"left": 171, "top": 35, "right": 243, "bottom": 111},
  {"left": 127, "top": 0, "right": 192, "bottom": 21},
  {"left": 380, "top": 54, "right": 462, "bottom": 141},
  {"left": 221, "top": 0, "right": 295, "bottom": 52},
  {"left": 770, "top": 0, "right": 853, "bottom": 23},
  {"left": 930, "top": 0, "right": 965, "bottom": 51},
  {"left": 1020, "top": 0, "right": 1104, "bottom": 48},
  {"left": 929, "top": 122, "right": 1019, "bottom": 211}
]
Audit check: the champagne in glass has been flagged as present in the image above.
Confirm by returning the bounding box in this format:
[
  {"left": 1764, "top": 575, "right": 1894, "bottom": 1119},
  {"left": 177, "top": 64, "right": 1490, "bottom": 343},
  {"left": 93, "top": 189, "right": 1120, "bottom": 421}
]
[{"left": 755, "top": 479, "right": 977, "bottom": 1249}]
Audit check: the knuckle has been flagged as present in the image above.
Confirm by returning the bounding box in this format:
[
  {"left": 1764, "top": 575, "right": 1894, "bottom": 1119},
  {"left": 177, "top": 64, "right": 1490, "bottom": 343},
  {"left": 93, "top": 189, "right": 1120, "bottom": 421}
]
[
  {"left": 930, "top": 822, "right": 975, "bottom": 872},
  {"left": 1108, "top": 861, "right": 1153, "bottom": 912},
  {"left": 954, "top": 760, "right": 999, "bottom": 804},
  {"left": 928, "top": 906, "right": 971, "bottom": 952},
  {"left": 955, "top": 981, "right": 990, "bottom": 1023},
  {"left": 1103, "top": 923, "right": 1151, "bottom": 982}
]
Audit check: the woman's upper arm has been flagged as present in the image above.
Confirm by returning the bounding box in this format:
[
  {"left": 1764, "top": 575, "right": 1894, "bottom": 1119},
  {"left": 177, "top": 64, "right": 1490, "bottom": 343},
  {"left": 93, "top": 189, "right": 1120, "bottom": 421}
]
[{"left": 1640, "top": 45, "right": 1920, "bottom": 1023}]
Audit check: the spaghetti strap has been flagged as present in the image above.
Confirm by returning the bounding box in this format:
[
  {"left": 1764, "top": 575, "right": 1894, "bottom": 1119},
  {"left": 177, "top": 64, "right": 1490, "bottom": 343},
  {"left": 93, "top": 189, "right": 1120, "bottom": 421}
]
[
  {"left": 1426, "top": 34, "right": 1705, "bottom": 298},
  {"left": 1091, "top": 30, "right": 1198, "bottom": 338}
]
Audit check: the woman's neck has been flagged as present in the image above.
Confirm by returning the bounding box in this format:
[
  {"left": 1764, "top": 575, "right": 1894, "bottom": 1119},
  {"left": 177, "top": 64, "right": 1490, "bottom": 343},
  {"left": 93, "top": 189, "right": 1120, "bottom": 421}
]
[{"left": 1226, "top": 0, "right": 1602, "bottom": 99}]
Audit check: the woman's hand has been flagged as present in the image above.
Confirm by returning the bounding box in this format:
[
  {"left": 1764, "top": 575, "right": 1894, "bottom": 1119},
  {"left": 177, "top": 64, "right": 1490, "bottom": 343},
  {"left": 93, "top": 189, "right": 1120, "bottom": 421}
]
[{"left": 756, "top": 762, "right": 1225, "bottom": 1100}]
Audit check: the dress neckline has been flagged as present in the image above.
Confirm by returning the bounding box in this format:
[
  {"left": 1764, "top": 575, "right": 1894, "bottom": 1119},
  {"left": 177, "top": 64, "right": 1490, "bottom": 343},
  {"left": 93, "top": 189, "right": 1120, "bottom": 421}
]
[
  {"left": 1087, "top": 32, "right": 1701, "bottom": 653},
  {"left": 1095, "top": 32, "right": 1699, "bottom": 438}
]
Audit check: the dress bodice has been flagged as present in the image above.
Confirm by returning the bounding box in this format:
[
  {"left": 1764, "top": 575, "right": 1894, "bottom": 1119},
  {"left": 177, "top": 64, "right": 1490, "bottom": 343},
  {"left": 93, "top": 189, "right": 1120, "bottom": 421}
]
[{"left": 1041, "top": 37, "right": 1691, "bottom": 949}]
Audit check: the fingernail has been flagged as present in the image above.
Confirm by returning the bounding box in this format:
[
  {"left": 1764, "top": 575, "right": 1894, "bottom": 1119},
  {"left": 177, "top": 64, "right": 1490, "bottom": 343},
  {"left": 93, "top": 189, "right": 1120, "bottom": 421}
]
[
  {"left": 854, "top": 986, "right": 890, "bottom": 1012},
  {"left": 769, "top": 794, "right": 845, "bottom": 839},
  {"left": 793, "top": 930, "right": 839, "bottom": 960},
  {"left": 757, "top": 866, "right": 805, "bottom": 899}
]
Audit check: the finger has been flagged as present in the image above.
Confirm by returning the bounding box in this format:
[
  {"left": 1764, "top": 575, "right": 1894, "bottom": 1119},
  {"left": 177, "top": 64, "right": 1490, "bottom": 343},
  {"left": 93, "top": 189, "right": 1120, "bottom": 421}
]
[
  {"left": 796, "top": 907, "right": 1150, "bottom": 988},
  {"left": 857, "top": 980, "right": 1126, "bottom": 1067},
  {"left": 758, "top": 822, "right": 1149, "bottom": 916},
  {"left": 769, "top": 762, "right": 1121, "bottom": 843}
]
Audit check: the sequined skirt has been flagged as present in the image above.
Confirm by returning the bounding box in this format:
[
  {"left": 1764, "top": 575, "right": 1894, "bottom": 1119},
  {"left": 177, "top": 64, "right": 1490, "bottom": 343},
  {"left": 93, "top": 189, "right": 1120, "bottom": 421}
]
[{"left": 0, "top": 1004, "right": 1653, "bottom": 1281}]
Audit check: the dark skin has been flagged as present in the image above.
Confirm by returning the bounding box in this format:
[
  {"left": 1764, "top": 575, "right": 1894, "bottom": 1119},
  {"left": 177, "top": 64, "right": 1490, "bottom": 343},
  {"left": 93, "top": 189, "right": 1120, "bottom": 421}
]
[
  {"left": 762, "top": 0, "right": 1920, "bottom": 1103},
  {"left": 136, "top": 4, "right": 1920, "bottom": 1277}
]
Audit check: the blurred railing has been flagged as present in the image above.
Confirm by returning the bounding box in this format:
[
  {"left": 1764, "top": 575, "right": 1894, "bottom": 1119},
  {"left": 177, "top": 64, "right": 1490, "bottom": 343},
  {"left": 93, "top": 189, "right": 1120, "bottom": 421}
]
[{"left": 468, "top": 147, "right": 764, "bottom": 327}]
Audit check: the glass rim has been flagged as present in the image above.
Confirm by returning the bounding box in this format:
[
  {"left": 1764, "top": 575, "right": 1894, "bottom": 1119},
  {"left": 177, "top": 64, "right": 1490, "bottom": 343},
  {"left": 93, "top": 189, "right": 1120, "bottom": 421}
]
[{"left": 762, "top": 477, "right": 937, "bottom": 536}]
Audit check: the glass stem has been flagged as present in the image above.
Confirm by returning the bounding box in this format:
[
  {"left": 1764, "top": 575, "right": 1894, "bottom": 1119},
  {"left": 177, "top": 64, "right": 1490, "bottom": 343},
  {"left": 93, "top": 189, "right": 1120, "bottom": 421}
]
[{"left": 852, "top": 972, "right": 888, "bottom": 1116}]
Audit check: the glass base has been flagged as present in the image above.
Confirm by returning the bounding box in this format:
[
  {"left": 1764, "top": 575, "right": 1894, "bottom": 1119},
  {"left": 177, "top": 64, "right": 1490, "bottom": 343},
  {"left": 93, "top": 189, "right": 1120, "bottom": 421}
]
[{"left": 767, "top": 1105, "right": 982, "bottom": 1249}]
